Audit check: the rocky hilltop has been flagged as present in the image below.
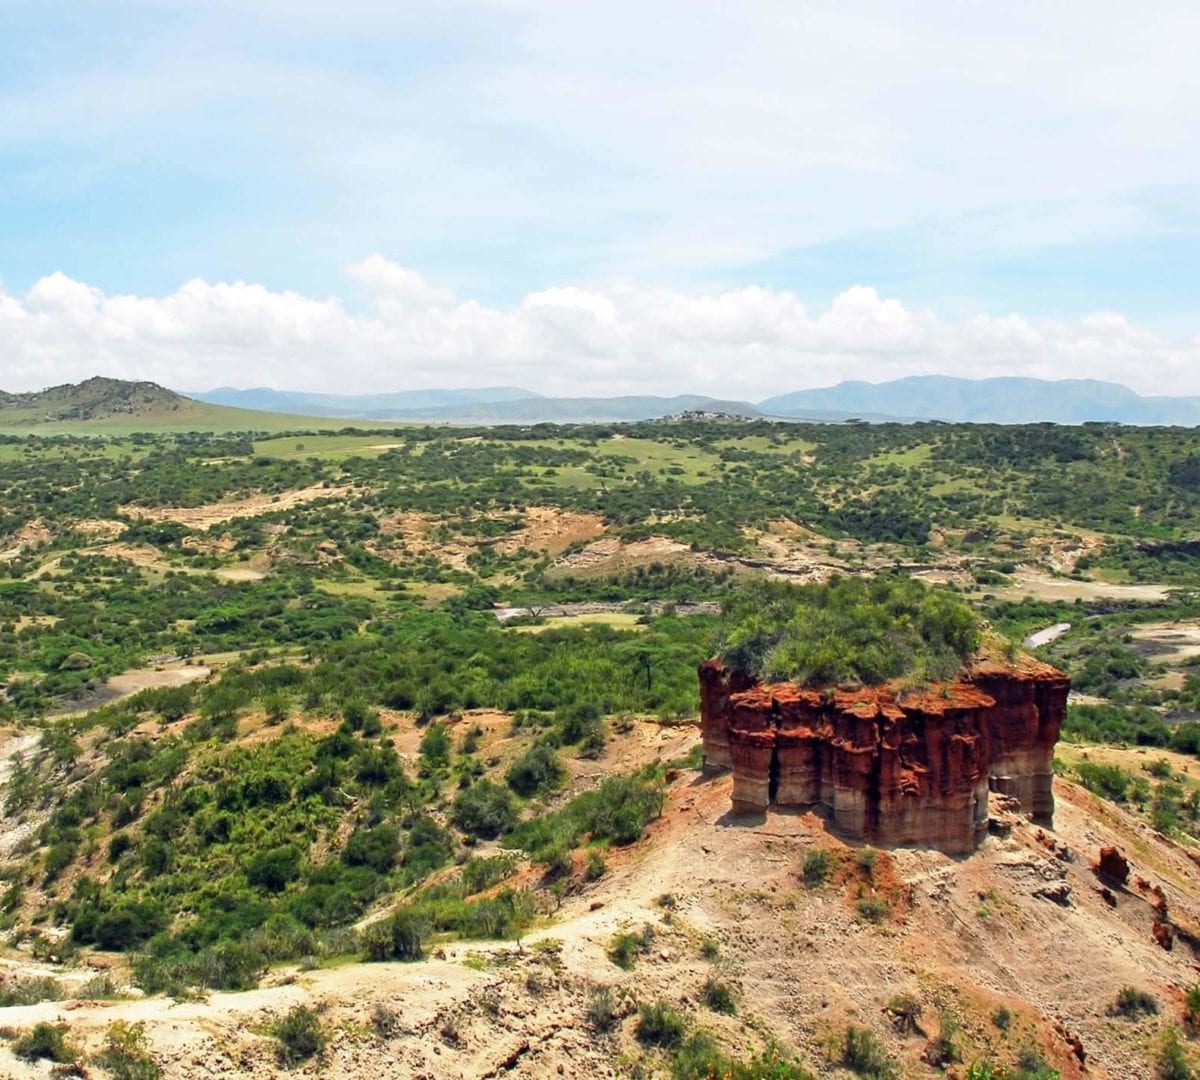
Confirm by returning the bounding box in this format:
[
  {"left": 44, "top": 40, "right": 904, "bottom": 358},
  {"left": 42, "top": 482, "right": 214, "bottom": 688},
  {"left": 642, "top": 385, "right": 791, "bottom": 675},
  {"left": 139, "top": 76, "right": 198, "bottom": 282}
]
[
  {"left": 699, "top": 655, "right": 1069, "bottom": 854},
  {"left": 0, "top": 376, "right": 188, "bottom": 421}
]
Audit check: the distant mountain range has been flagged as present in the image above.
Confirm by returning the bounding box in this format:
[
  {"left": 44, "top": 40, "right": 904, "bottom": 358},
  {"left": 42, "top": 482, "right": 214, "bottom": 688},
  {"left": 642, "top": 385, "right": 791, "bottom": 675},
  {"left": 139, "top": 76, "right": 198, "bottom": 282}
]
[
  {"left": 195, "top": 376, "right": 1200, "bottom": 425},
  {"left": 759, "top": 376, "right": 1200, "bottom": 425},
  {"left": 6, "top": 375, "right": 1200, "bottom": 430},
  {"left": 194, "top": 385, "right": 539, "bottom": 419}
]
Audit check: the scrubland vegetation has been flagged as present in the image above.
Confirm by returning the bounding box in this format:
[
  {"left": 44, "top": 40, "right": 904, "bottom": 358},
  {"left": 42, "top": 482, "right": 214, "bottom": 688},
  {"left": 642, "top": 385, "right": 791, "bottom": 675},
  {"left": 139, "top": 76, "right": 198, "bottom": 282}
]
[{"left": 4, "top": 415, "right": 1200, "bottom": 1075}]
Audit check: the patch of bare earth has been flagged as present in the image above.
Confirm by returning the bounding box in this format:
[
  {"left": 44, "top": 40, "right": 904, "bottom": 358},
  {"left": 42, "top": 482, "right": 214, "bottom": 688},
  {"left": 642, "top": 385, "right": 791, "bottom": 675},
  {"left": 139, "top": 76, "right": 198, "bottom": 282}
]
[
  {"left": 127, "top": 484, "right": 351, "bottom": 530},
  {"left": 999, "top": 568, "right": 1172, "bottom": 603},
  {"left": 59, "top": 662, "right": 211, "bottom": 716}
]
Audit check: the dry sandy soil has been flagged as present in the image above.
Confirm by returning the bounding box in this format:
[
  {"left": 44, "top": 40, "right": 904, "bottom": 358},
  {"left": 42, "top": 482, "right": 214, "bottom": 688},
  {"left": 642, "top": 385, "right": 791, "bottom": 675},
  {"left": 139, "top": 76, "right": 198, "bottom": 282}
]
[
  {"left": 1129, "top": 622, "right": 1200, "bottom": 665},
  {"left": 128, "top": 485, "right": 350, "bottom": 530},
  {"left": 997, "top": 569, "right": 1173, "bottom": 604},
  {"left": 2, "top": 733, "right": 1199, "bottom": 1079}
]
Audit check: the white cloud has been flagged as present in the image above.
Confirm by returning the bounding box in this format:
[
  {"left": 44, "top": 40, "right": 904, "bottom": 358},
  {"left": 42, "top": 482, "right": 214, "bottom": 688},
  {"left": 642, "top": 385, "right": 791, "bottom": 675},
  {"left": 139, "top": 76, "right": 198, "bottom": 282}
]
[{"left": 2, "top": 257, "right": 1199, "bottom": 400}]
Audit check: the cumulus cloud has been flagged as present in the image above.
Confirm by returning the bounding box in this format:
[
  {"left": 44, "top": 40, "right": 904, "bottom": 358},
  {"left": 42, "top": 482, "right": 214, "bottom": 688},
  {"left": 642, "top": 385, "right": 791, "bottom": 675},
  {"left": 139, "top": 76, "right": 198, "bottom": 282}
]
[{"left": 2, "top": 257, "right": 1198, "bottom": 400}]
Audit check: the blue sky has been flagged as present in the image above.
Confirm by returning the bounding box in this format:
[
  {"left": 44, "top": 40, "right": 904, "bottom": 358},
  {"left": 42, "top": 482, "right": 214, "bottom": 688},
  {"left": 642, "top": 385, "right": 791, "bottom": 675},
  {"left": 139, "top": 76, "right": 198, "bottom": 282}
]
[{"left": 4, "top": 1, "right": 1200, "bottom": 395}]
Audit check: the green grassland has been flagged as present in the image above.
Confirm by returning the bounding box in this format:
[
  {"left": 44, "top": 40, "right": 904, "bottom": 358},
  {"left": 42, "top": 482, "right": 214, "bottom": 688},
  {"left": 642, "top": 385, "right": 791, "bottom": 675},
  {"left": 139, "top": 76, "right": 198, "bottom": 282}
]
[{"left": 0, "top": 399, "right": 391, "bottom": 436}]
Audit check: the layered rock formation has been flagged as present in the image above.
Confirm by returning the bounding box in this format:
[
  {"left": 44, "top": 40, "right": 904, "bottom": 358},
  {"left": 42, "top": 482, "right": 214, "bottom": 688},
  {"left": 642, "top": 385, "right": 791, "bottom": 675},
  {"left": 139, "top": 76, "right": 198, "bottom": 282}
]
[{"left": 699, "top": 656, "right": 1069, "bottom": 854}]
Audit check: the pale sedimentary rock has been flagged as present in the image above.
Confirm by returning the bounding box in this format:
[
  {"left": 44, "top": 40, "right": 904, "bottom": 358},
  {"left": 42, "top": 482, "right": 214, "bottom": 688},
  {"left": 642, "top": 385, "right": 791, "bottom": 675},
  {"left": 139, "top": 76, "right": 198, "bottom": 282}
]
[{"left": 699, "top": 655, "right": 1069, "bottom": 855}]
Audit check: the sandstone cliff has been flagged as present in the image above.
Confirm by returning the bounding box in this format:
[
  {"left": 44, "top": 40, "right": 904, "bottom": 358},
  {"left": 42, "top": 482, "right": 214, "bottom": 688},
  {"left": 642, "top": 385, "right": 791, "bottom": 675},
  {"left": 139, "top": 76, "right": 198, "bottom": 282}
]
[{"left": 699, "top": 655, "right": 1069, "bottom": 854}]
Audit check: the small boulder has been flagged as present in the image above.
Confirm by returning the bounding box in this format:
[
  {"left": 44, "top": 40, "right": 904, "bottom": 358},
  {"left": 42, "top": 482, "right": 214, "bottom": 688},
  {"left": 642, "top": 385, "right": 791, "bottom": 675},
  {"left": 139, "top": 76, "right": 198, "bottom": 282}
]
[{"left": 1092, "top": 846, "right": 1130, "bottom": 886}]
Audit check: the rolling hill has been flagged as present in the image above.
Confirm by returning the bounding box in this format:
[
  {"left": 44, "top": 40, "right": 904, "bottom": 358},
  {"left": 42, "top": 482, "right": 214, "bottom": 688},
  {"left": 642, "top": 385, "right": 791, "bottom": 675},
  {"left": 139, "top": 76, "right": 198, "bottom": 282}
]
[{"left": 0, "top": 378, "right": 387, "bottom": 435}]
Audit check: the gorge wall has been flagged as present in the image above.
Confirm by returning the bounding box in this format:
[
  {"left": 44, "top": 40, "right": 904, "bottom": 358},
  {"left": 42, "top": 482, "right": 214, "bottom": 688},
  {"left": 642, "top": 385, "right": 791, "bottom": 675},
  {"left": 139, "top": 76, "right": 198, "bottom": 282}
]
[{"left": 699, "top": 657, "right": 1069, "bottom": 855}]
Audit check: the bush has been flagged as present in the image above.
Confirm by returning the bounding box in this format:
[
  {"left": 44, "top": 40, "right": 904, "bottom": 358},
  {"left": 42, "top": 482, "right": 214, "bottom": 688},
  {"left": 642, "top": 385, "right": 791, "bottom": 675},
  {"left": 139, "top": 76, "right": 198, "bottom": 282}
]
[
  {"left": 927, "top": 1009, "right": 962, "bottom": 1066},
  {"left": 1113, "top": 986, "right": 1158, "bottom": 1019},
  {"left": 0, "top": 975, "right": 62, "bottom": 1006},
  {"left": 803, "top": 849, "right": 831, "bottom": 887},
  {"left": 856, "top": 847, "right": 878, "bottom": 877},
  {"left": 842, "top": 1025, "right": 898, "bottom": 1079},
  {"left": 452, "top": 780, "right": 517, "bottom": 840},
  {"left": 94, "top": 1020, "right": 161, "bottom": 1080},
  {"left": 585, "top": 850, "right": 607, "bottom": 881},
  {"left": 418, "top": 722, "right": 451, "bottom": 771},
  {"left": 702, "top": 976, "right": 737, "bottom": 1015},
  {"left": 636, "top": 1000, "right": 687, "bottom": 1048},
  {"left": 857, "top": 896, "right": 891, "bottom": 923},
  {"left": 1160, "top": 1027, "right": 1194, "bottom": 1080},
  {"left": 587, "top": 985, "right": 618, "bottom": 1032},
  {"left": 608, "top": 931, "right": 641, "bottom": 970},
  {"left": 460, "top": 856, "right": 517, "bottom": 895},
  {"left": 991, "top": 1005, "right": 1013, "bottom": 1032},
  {"left": 246, "top": 844, "right": 302, "bottom": 891},
  {"left": 13, "top": 1021, "right": 76, "bottom": 1063},
  {"left": 671, "top": 1034, "right": 816, "bottom": 1080},
  {"left": 505, "top": 743, "right": 567, "bottom": 797},
  {"left": 363, "top": 909, "right": 431, "bottom": 962},
  {"left": 342, "top": 825, "right": 400, "bottom": 873},
  {"left": 1074, "top": 762, "right": 1130, "bottom": 801},
  {"left": 273, "top": 1005, "right": 327, "bottom": 1066},
  {"left": 1186, "top": 983, "right": 1200, "bottom": 1023}
]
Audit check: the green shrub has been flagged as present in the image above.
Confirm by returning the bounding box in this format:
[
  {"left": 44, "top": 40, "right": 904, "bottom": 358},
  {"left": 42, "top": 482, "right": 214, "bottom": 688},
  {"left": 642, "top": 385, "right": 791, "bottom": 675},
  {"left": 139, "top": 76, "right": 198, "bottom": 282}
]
[
  {"left": 1113, "top": 986, "right": 1158, "bottom": 1019},
  {"left": 0, "top": 975, "right": 62, "bottom": 1006},
  {"left": 841, "top": 1025, "right": 898, "bottom": 1079},
  {"left": 246, "top": 844, "right": 302, "bottom": 891},
  {"left": 452, "top": 780, "right": 517, "bottom": 839},
  {"left": 856, "top": 847, "right": 878, "bottom": 877},
  {"left": 587, "top": 985, "right": 618, "bottom": 1032},
  {"left": 1011, "top": 1045, "right": 1060, "bottom": 1080},
  {"left": 461, "top": 856, "right": 517, "bottom": 895},
  {"left": 802, "top": 849, "right": 831, "bottom": 887},
  {"left": 272, "top": 1005, "right": 326, "bottom": 1066},
  {"left": 585, "top": 850, "right": 607, "bottom": 881},
  {"left": 93, "top": 1020, "right": 161, "bottom": 1080},
  {"left": 856, "top": 896, "right": 891, "bottom": 923},
  {"left": 671, "top": 1033, "right": 816, "bottom": 1080},
  {"left": 1074, "top": 761, "right": 1130, "bottom": 801},
  {"left": 608, "top": 931, "right": 641, "bottom": 970},
  {"left": 1160, "top": 1028, "right": 1194, "bottom": 1080},
  {"left": 342, "top": 825, "right": 400, "bottom": 873},
  {"left": 701, "top": 976, "right": 737, "bottom": 1015},
  {"left": 505, "top": 743, "right": 567, "bottom": 797},
  {"left": 927, "top": 1009, "right": 962, "bottom": 1066},
  {"left": 13, "top": 1021, "right": 76, "bottom": 1063},
  {"left": 636, "top": 1000, "right": 687, "bottom": 1048},
  {"left": 1186, "top": 983, "right": 1200, "bottom": 1023},
  {"left": 418, "top": 722, "right": 451, "bottom": 770},
  {"left": 363, "top": 910, "right": 431, "bottom": 962}
]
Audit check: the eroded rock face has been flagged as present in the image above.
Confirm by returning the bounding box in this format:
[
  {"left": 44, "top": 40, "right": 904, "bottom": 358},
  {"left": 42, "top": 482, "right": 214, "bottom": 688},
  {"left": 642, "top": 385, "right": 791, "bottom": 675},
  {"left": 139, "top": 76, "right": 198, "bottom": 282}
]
[{"left": 699, "top": 656, "right": 1069, "bottom": 855}]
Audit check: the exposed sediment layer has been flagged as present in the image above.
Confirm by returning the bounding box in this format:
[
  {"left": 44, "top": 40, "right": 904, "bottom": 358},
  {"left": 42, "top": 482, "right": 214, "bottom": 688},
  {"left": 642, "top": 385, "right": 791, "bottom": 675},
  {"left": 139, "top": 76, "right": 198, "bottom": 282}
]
[{"left": 699, "top": 656, "right": 1069, "bottom": 854}]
